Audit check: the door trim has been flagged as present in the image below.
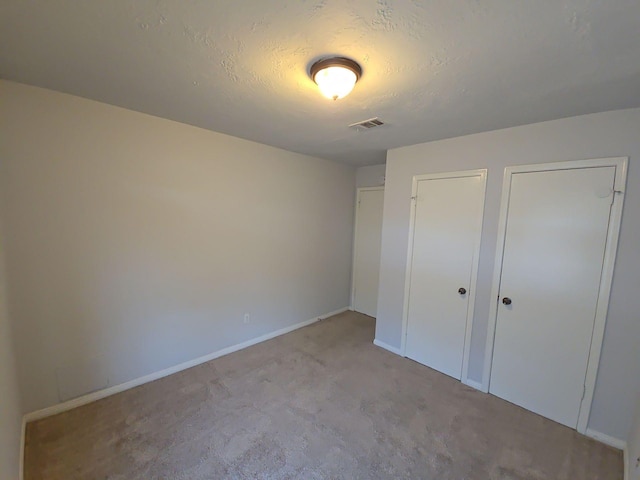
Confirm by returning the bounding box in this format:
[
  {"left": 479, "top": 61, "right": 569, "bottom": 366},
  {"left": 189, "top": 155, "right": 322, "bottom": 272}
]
[
  {"left": 400, "top": 169, "right": 487, "bottom": 383},
  {"left": 350, "top": 186, "right": 385, "bottom": 312},
  {"left": 482, "top": 157, "right": 628, "bottom": 434}
]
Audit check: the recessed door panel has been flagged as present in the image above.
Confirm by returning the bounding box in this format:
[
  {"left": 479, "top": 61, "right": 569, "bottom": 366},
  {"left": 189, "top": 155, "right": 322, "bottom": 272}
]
[
  {"left": 490, "top": 166, "right": 616, "bottom": 428},
  {"left": 405, "top": 172, "right": 486, "bottom": 380},
  {"left": 353, "top": 188, "right": 384, "bottom": 317}
]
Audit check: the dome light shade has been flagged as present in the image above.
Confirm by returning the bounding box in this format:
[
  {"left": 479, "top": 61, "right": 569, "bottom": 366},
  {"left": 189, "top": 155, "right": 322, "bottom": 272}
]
[{"left": 310, "top": 57, "right": 362, "bottom": 100}]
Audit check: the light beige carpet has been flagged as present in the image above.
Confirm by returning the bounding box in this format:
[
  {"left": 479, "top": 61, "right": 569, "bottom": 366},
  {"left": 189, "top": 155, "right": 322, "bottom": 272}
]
[{"left": 25, "top": 311, "right": 622, "bottom": 479}]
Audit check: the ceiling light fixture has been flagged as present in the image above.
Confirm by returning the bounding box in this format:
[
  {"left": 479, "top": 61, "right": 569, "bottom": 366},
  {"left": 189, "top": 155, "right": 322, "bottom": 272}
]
[{"left": 310, "top": 57, "right": 362, "bottom": 101}]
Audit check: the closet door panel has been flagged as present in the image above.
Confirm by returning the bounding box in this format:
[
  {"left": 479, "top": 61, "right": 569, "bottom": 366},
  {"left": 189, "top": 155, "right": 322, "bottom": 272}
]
[{"left": 405, "top": 172, "right": 486, "bottom": 380}]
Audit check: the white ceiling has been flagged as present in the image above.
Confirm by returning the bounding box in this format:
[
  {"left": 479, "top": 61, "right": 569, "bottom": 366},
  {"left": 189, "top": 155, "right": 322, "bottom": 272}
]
[{"left": 1, "top": 1, "right": 639, "bottom": 166}]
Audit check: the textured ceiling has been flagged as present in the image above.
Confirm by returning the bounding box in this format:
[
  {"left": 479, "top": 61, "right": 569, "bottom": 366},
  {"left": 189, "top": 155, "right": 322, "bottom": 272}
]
[{"left": 1, "top": 1, "right": 640, "bottom": 166}]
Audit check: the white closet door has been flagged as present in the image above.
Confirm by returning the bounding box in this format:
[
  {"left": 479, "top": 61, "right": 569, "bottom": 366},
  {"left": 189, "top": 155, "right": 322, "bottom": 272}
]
[
  {"left": 352, "top": 188, "right": 384, "bottom": 317},
  {"left": 404, "top": 171, "right": 486, "bottom": 380},
  {"left": 490, "top": 166, "right": 616, "bottom": 428}
]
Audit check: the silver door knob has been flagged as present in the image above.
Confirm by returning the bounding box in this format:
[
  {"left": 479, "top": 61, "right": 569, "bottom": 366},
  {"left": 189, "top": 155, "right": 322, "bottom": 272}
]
[
  {"left": 502, "top": 297, "right": 512, "bottom": 305},
  {"left": 458, "top": 288, "right": 467, "bottom": 295}
]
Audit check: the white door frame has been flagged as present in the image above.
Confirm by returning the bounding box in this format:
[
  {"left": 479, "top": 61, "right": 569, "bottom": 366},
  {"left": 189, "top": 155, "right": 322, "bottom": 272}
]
[
  {"left": 482, "top": 157, "right": 628, "bottom": 434},
  {"left": 350, "top": 186, "right": 385, "bottom": 311},
  {"left": 400, "top": 169, "right": 487, "bottom": 383}
]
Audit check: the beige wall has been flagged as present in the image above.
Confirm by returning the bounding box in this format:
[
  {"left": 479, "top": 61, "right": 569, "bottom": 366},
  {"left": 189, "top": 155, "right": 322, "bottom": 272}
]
[
  {"left": 0, "top": 80, "right": 355, "bottom": 413},
  {"left": 356, "top": 164, "right": 386, "bottom": 188},
  {"left": 0, "top": 217, "right": 22, "bottom": 480},
  {"left": 377, "top": 108, "right": 640, "bottom": 442}
]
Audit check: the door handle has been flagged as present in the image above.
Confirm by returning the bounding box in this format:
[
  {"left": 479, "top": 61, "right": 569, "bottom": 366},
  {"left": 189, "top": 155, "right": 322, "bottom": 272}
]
[
  {"left": 502, "top": 297, "right": 512, "bottom": 305},
  {"left": 458, "top": 288, "right": 467, "bottom": 295}
]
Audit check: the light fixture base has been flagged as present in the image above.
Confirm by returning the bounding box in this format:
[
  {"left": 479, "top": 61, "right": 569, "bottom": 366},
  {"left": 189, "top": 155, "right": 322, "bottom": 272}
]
[{"left": 310, "top": 57, "right": 362, "bottom": 82}]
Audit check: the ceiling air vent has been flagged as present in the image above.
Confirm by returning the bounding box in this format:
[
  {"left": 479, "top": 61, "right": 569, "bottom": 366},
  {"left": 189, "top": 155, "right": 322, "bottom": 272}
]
[{"left": 349, "top": 117, "right": 384, "bottom": 130}]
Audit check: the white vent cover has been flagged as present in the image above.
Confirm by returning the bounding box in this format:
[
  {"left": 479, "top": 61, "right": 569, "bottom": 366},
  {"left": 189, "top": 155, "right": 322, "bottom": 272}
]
[{"left": 349, "top": 117, "right": 384, "bottom": 129}]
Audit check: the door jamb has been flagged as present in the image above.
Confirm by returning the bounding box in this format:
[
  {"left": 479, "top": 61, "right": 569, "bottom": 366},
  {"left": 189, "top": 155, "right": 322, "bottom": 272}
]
[
  {"left": 400, "top": 169, "right": 488, "bottom": 383},
  {"left": 351, "top": 186, "right": 385, "bottom": 312},
  {"left": 481, "top": 157, "right": 628, "bottom": 434}
]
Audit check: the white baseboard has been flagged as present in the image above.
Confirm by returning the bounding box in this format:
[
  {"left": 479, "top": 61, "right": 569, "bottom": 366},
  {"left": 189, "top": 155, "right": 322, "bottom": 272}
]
[
  {"left": 373, "top": 338, "right": 403, "bottom": 356},
  {"left": 586, "top": 428, "right": 627, "bottom": 451},
  {"left": 23, "top": 307, "right": 349, "bottom": 424},
  {"left": 462, "top": 378, "right": 484, "bottom": 391},
  {"left": 319, "top": 307, "right": 350, "bottom": 321}
]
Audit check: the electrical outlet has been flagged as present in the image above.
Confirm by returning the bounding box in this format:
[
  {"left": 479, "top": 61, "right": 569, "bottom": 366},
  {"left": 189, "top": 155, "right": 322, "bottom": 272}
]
[{"left": 243, "top": 313, "right": 250, "bottom": 324}]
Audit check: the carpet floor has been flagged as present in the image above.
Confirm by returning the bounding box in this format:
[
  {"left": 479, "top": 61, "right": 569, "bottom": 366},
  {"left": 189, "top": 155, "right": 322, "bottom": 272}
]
[{"left": 25, "top": 311, "right": 622, "bottom": 479}]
